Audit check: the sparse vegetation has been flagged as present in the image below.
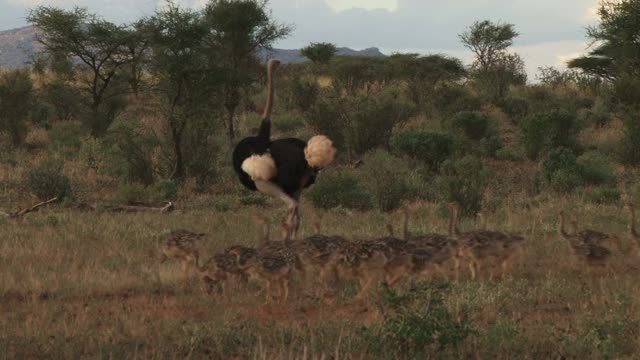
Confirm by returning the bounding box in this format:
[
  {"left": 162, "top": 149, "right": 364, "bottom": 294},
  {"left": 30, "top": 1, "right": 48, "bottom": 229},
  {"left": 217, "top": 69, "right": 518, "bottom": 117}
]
[{"left": 0, "top": 0, "right": 639, "bottom": 358}]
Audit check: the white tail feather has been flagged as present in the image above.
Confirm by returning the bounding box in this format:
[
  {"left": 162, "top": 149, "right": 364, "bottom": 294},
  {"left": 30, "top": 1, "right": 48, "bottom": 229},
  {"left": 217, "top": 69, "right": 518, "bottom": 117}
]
[
  {"left": 242, "top": 154, "right": 277, "bottom": 181},
  {"left": 305, "top": 135, "right": 336, "bottom": 169}
]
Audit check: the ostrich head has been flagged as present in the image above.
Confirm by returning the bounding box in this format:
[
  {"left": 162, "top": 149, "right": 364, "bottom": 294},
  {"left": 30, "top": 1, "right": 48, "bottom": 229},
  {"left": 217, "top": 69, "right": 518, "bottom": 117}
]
[{"left": 268, "top": 59, "right": 281, "bottom": 71}]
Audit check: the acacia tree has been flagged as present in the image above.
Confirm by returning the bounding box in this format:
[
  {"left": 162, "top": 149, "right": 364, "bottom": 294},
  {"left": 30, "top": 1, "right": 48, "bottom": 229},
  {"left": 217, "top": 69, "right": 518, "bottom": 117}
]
[
  {"left": 383, "top": 53, "right": 466, "bottom": 108},
  {"left": 27, "top": 6, "right": 134, "bottom": 136},
  {"left": 460, "top": 20, "right": 525, "bottom": 100},
  {"left": 144, "top": 3, "right": 222, "bottom": 181},
  {"left": 301, "top": 42, "right": 337, "bottom": 64},
  {"left": 203, "top": 0, "right": 291, "bottom": 142},
  {"left": 569, "top": 0, "right": 640, "bottom": 81},
  {"left": 569, "top": 0, "right": 640, "bottom": 164}
]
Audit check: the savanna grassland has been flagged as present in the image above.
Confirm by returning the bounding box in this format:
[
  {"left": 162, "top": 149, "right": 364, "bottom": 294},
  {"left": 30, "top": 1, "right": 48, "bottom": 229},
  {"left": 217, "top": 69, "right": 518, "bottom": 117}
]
[
  {"left": 2, "top": 179, "right": 640, "bottom": 359},
  {"left": 2, "top": 0, "right": 640, "bottom": 358}
]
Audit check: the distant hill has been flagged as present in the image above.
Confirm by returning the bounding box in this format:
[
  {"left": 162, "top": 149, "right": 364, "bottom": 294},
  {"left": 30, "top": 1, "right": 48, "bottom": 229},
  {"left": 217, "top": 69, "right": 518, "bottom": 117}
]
[
  {"left": 0, "top": 26, "right": 40, "bottom": 68},
  {"left": 258, "top": 46, "right": 386, "bottom": 63},
  {"left": 0, "top": 25, "right": 385, "bottom": 69}
]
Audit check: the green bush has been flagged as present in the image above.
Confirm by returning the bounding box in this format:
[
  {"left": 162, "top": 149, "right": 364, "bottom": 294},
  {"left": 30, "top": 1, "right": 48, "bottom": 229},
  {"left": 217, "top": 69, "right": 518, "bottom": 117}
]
[
  {"left": 549, "top": 168, "right": 585, "bottom": 193},
  {"left": 448, "top": 111, "right": 503, "bottom": 158},
  {"left": 497, "top": 96, "right": 529, "bottom": 123},
  {"left": 542, "top": 148, "right": 585, "bottom": 193},
  {"left": 308, "top": 171, "right": 373, "bottom": 210},
  {"left": 435, "top": 155, "right": 488, "bottom": 218},
  {"left": 617, "top": 108, "right": 640, "bottom": 166},
  {"left": 181, "top": 117, "right": 220, "bottom": 190},
  {"left": 149, "top": 179, "right": 178, "bottom": 203},
  {"left": 391, "top": 130, "right": 454, "bottom": 171},
  {"left": 577, "top": 108, "right": 610, "bottom": 128},
  {"left": 112, "top": 183, "right": 148, "bottom": 205},
  {"left": 102, "top": 121, "right": 158, "bottom": 185},
  {"left": 290, "top": 77, "right": 319, "bottom": 113},
  {"left": 40, "top": 78, "right": 84, "bottom": 122},
  {"left": 431, "top": 83, "right": 482, "bottom": 118},
  {"left": 358, "top": 150, "right": 418, "bottom": 212},
  {"left": 585, "top": 187, "right": 621, "bottom": 205},
  {"left": 309, "top": 87, "right": 416, "bottom": 157},
  {"left": 542, "top": 147, "right": 580, "bottom": 181},
  {"left": 78, "top": 136, "right": 106, "bottom": 170},
  {"left": 49, "top": 121, "right": 86, "bottom": 156},
  {"left": 577, "top": 151, "right": 616, "bottom": 185},
  {"left": 450, "top": 111, "right": 493, "bottom": 141},
  {"left": 520, "top": 109, "right": 580, "bottom": 160},
  {"left": 364, "top": 282, "right": 472, "bottom": 358},
  {"left": 26, "top": 157, "right": 72, "bottom": 200},
  {"left": 0, "top": 68, "right": 33, "bottom": 147}
]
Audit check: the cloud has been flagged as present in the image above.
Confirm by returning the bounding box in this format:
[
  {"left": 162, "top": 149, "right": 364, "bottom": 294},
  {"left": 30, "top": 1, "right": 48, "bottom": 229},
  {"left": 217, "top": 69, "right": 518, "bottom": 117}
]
[{"left": 324, "top": 0, "right": 398, "bottom": 12}]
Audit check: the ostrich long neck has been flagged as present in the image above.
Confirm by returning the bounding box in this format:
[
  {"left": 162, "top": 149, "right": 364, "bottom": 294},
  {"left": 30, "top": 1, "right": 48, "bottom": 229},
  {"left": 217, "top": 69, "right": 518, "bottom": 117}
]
[{"left": 258, "top": 63, "right": 275, "bottom": 140}]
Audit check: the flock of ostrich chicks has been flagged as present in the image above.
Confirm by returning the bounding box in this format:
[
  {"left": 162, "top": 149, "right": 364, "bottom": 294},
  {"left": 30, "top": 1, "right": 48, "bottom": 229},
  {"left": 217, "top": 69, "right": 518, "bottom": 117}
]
[
  {"left": 158, "top": 59, "right": 640, "bottom": 304},
  {"left": 159, "top": 203, "right": 640, "bottom": 304}
]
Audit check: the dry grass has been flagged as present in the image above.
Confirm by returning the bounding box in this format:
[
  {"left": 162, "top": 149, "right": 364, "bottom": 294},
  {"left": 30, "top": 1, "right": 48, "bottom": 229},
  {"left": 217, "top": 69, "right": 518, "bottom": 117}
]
[{"left": 2, "top": 194, "right": 640, "bottom": 358}]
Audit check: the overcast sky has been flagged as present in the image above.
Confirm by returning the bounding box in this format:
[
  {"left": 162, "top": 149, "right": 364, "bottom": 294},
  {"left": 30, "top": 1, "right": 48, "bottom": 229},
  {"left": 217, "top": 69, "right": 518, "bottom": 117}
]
[{"left": 0, "top": 0, "right": 601, "bottom": 79}]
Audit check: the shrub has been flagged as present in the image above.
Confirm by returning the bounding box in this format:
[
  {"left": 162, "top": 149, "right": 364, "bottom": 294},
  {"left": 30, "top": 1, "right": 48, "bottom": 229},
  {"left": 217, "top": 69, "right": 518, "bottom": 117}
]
[
  {"left": 364, "top": 282, "right": 472, "bottom": 358},
  {"left": 181, "top": 118, "right": 220, "bottom": 190},
  {"left": 520, "top": 109, "right": 580, "bottom": 160},
  {"left": 112, "top": 183, "right": 148, "bottom": 205},
  {"left": 49, "top": 121, "right": 86, "bottom": 156},
  {"left": 549, "top": 168, "right": 585, "bottom": 193},
  {"left": 40, "top": 78, "right": 84, "bottom": 122},
  {"left": 435, "top": 155, "right": 488, "bottom": 217},
  {"left": 497, "top": 96, "right": 529, "bottom": 123},
  {"left": 577, "top": 151, "right": 616, "bottom": 185},
  {"left": 430, "top": 83, "right": 482, "bottom": 118},
  {"left": 577, "top": 108, "right": 610, "bottom": 128},
  {"left": 585, "top": 187, "right": 621, "bottom": 205},
  {"left": 391, "top": 130, "right": 454, "bottom": 171},
  {"left": 0, "top": 68, "right": 33, "bottom": 146},
  {"left": 448, "top": 111, "right": 503, "bottom": 158},
  {"left": 617, "top": 108, "right": 640, "bottom": 166},
  {"left": 542, "top": 147, "right": 580, "bottom": 181},
  {"left": 102, "top": 121, "right": 158, "bottom": 185},
  {"left": 290, "top": 77, "right": 319, "bottom": 113},
  {"left": 26, "top": 157, "right": 72, "bottom": 200},
  {"left": 358, "top": 150, "right": 418, "bottom": 212},
  {"left": 308, "top": 171, "right": 373, "bottom": 210},
  {"left": 78, "top": 136, "right": 106, "bottom": 170},
  {"left": 309, "top": 87, "right": 416, "bottom": 157},
  {"left": 542, "top": 147, "right": 585, "bottom": 193},
  {"left": 149, "top": 179, "right": 178, "bottom": 203},
  {"left": 450, "top": 111, "right": 493, "bottom": 141}
]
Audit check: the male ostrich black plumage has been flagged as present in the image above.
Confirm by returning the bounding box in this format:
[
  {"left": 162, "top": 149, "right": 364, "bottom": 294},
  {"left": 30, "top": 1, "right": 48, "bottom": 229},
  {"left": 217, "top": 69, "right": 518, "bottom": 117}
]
[{"left": 232, "top": 59, "right": 335, "bottom": 240}]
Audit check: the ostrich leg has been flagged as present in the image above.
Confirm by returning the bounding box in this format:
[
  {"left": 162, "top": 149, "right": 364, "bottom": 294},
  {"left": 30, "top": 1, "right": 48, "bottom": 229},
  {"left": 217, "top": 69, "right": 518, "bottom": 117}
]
[{"left": 254, "top": 180, "right": 299, "bottom": 240}]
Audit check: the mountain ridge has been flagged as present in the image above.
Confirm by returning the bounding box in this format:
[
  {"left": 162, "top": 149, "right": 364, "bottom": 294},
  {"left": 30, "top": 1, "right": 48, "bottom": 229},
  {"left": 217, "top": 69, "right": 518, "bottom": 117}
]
[{"left": 0, "top": 25, "right": 385, "bottom": 68}]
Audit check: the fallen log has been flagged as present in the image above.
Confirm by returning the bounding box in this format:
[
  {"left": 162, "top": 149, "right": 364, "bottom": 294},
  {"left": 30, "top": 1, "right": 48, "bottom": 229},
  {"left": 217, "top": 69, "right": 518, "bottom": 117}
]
[{"left": 1, "top": 197, "right": 59, "bottom": 219}]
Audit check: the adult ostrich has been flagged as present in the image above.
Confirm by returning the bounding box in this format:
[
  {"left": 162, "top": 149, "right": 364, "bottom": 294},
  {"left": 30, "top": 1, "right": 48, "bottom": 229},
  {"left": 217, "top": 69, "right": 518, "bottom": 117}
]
[{"left": 232, "top": 59, "right": 335, "bottom": 240}]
